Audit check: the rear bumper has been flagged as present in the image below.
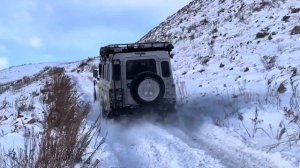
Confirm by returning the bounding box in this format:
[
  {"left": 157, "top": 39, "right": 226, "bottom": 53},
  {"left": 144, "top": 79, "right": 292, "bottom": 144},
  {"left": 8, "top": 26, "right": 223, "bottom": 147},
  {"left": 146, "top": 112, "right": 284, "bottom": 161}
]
[
  {"left": 157, "top": 98, "right": 176, "bottom": 105},
  {"left": 112, "top": 98, "right": 176, "bottom": 112}
]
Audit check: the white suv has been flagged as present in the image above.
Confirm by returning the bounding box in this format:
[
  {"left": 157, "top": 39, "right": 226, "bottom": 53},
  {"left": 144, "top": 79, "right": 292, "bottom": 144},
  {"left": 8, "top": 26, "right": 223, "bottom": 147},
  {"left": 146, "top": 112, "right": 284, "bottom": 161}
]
[{"left": 93, "top": 42, "right": 176, "bottom": 118}]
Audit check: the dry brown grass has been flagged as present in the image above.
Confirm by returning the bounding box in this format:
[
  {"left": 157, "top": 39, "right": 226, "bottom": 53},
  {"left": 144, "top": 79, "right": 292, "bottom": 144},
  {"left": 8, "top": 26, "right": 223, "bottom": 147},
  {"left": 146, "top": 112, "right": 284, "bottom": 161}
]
[
  {"left": 37, "top": 67, "right": 102, "bottom": 167},
  {"left": 1, "top": 67, "right": 102, "bottom": 168},
  {"left": 15, "top": 93, "right": 35, "bottom": 113}
]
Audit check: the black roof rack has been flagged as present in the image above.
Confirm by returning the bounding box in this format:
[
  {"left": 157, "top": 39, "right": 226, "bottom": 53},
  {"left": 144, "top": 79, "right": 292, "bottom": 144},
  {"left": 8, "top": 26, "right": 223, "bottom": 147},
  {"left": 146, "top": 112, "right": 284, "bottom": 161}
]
[{"left": 100, "top": 42, "right": 174, "bottom": 58}]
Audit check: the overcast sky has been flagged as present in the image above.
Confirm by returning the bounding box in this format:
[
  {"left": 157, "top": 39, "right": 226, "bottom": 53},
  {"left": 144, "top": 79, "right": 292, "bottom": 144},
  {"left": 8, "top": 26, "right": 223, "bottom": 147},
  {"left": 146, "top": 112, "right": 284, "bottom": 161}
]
[{"left": 0, "top": 0, "right": 191, "bottom": 70}]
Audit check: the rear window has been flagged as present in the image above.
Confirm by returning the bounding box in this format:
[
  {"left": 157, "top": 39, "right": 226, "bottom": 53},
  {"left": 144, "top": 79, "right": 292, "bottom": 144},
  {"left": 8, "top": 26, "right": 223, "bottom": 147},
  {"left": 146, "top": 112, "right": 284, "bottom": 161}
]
[
  {"left": 113, "top": 64, "right": 121, "bottom": 81},
  {"left": 126, "top": 59, "right": 156, "bottom": 80},
  {"left": 161, "top": 61, "right": 171, "bottom": 77}
]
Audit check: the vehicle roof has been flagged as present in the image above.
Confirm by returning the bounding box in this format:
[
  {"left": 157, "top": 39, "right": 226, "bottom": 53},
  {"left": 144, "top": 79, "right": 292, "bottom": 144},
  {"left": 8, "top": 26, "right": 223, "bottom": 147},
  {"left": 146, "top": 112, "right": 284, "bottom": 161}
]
[
  {"left": 113, "top": 50, "right": 171, "bottom": 60},
  {"left": 100, "top": 42, "right": 173, "bottom": 57}
]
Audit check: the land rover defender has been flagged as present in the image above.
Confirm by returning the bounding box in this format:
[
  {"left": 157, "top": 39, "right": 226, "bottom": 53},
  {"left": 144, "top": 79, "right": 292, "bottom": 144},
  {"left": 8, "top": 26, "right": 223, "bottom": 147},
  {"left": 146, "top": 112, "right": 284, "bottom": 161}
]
[{"left": 93, "top": 42, "right": 176, "bottom": 118}]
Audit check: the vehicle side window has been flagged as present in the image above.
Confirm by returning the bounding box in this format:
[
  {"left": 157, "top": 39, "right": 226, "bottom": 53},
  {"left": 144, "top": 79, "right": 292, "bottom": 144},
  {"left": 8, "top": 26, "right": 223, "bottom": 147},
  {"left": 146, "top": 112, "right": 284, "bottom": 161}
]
[
  {"left": 101, "top": 64, "right": 104, "bottom": 79},
  {"left": 102, "top": 64, "right": 106, "bottom": 80},
  {"left": 99, "top": 63, "right": 102, "bottom": 77},
  {"left": 126, "top": 59, "right": 156, "bottom": 80},
  {"left": 107, "top": 64, "right": 110, "bottom": 81},
  {"left": 161, "top": 61, "right": 171, "bottom": 77},
  {"left": 113, "top": 64, "right": 121, "bottom": 81}
]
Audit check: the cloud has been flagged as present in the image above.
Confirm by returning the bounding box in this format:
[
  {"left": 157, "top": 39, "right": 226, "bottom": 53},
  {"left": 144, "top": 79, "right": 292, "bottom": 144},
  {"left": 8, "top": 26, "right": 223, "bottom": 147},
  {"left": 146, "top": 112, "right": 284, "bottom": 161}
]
[
  {"left": 0, "top": 0, "right": 191, "bottom": 67},
  {"left": 71, "top": 0, "right": 190, "bottom": 9},
  {"left": 68, "top": 0, "right": 191, "bottom": 19},
  {"left": 0, "top": 57, "right": 9, "bottom": 70},
  {"left": 114, "top": 0, "right": 186, "bottom": 8},
  {"left": 29, "top": 36, "right": 43, "bottom": 48}
]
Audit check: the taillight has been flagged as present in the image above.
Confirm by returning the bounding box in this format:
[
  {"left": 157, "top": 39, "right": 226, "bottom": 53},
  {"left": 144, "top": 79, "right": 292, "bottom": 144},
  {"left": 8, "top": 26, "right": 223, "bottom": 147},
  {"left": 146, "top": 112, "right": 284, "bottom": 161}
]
[
  {"left": 109, "top": 89, "right": 123, "bottom": 109},
  {"left": 109, "top": 89, "right": 123, "bottom": 102}
]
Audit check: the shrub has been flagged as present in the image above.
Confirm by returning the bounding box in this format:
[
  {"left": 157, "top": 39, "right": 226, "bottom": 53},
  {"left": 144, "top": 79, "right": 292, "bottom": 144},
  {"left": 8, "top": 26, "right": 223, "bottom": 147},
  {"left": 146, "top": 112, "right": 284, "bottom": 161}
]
[
  {"left": 261, "top": 55, "right": 277, "bottom": 70},
  {"left": 267, "top": 76, "right": 300, "bottom": 151},
  {"left": 290, "top": 8, "right": 300, "bottom": 13},
  {"left": 37, "top": 67, "right": 102, "bottom": 167},
  {"left": 86, "top": 57, "right": 94, "bottom": 62},
  {"left": 291, "top": 26, "right": 300, "bottom": 35},
  {"left": 197, "top": 56, "right": 211, "bottom": 65},
  {"left": 256, "top": 31, "right": 269, "bottom": 38},
  {"left": 15, "top": 93, "right": 35, "bottom": 113},
  {"left": 2, "top": 67, "right": 103, "bottom": 167},
  {"left": 282, "top": 15, "right": 290, "bottom": 22},
  {"left": 253, "top": 1, "right": 271, "bottom": 12},
  {"left": 37, "top": 67, "right": 101, "bottom": 167},
  {"left": 0, "top": 85, "right": 10, "bottom": 94},
  {"left": 0, "top": 98, "right": 10, "bottom": 111}
]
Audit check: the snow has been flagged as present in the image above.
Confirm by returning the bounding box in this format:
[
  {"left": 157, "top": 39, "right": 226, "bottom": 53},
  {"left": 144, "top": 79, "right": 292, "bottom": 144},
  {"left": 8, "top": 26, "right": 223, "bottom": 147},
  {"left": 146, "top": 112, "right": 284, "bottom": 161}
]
[
  {"left": 139, "top": 0, "right": 300, "bottom": 166},
  {"left": 197, "top": 123, "right": 296, "bottom": 168},
  {"left": 1, "top": 58, "right": 299, "bottom": 167},
  {"left": 103, "top": 122, "right": 224, "bottom": 168},
  {"left": 0, "top": 62, "right": 60, "bottom": 84}
]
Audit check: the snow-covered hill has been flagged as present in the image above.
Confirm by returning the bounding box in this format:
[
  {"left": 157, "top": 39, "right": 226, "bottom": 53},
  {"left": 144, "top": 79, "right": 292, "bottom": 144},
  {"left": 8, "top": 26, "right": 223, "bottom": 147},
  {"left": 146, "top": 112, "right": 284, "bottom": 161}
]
[
  {"left": 140, "top": 0, "right": 300, "bottom": 92},
  {"left": 140, "top": 0, "right": 300, "bottom": 165}
]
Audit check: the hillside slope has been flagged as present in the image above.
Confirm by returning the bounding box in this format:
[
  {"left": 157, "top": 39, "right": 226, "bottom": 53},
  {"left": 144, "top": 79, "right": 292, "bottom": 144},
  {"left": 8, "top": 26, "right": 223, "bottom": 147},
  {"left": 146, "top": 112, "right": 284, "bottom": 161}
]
[
  {"left": 140, "top": 0, "right": 300, "bottom": 161},
  {"left": 140, "top": 0, "right": 300, "bottom": 87}
]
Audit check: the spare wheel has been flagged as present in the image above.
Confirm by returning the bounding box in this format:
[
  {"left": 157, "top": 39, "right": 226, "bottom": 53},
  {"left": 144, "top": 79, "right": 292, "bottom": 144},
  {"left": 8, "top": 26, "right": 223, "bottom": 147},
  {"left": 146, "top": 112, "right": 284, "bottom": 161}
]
[{"left": 130, "top": 72, "right": 165, "bottom": 105}]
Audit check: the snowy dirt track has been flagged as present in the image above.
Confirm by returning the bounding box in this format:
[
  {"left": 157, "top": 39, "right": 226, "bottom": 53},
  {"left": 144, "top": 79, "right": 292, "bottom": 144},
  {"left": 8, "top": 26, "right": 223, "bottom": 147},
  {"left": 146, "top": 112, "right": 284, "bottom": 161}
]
[
  {"left": 74, "top": 72, "right": 297, "bottom": 168},
  {"left": 90, "top": 103, "right": 295, "bottom": 168}
]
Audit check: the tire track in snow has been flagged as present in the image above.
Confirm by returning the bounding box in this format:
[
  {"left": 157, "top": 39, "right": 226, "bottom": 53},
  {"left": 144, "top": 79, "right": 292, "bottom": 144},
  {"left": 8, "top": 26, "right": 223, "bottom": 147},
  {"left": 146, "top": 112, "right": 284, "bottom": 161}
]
[
  {"left": 193, "top": 124, "right": 295, "bottom": 168},
  {"left": 97, "top": 107, "right": 296, "bottom": 168},
  {"left": 163, "top": 122, "right": 293, "bottom": 168},
  {"left": 161, "top": 107, "right": 296, "bottom": 168},
  {"left": 101, "top": 119, "right": 224, "bottom": 168}
]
